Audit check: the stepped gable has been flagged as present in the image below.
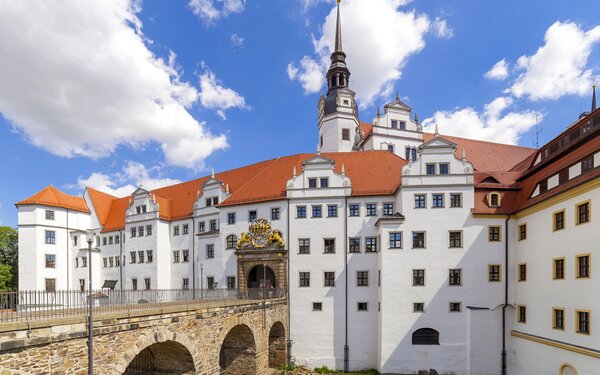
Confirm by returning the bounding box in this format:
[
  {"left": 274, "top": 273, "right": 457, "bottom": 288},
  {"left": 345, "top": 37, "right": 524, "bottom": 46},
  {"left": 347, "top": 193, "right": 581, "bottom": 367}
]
[{"left": 16, "top": 185, "right": 89, "bottom": 213}]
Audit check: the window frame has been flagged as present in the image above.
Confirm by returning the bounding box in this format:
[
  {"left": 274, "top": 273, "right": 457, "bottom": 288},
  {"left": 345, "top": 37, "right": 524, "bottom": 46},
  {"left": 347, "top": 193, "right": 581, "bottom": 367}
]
[
  {"left": 552, "top": 307, "right": 565, "bottom": 330},
  {"left": 448, "top": 268, "right": 462, "bottom": 286},
  {"left": 414, "top": 194, "right": 426, "bottom": 209},
  {"left": 348, "top": 237, "right": 361, "bottom": 253},
  {"left": 517, "top": 305, "right": 527, "bottom": 323},
  {"left": 323, "top": 238, "right": 336, "bottom": 254},
  {"left": 389, "top": 232, "right": 402, "bottom": 249},
  {"left": 439, "top": 163, "right": 449, "bottom": 175},
  {"left": 365, "top": 237, "right": 378, "bottom": 253},
  {"left": 518, "top": 223, "right": 527, "bottom": 241},
  {"left": 575, "top": 200, "right": 591, "bottom": 225},
  {"left": 327, "top": 204, "right": 338, "bottom": 218},
  {"left": 449, "top": 193, "right": 462, "bottom": 208},
  {"left": 412, "top": 231, "right": 426, "bottom": 249},
  {"left": 518, "top": 263, "right": 527, "bottom": 282},
  {"left": 45, "top": 230, "right": 56, "bottom": 245},
  {"left": 356, "top": 270, "right": 369, "bottom": 287},
  {"left": 553, "top": 209, "right": 566, "bottom": 231},
  {"left": 553, "top": 257, "right": 566, "bottom": 280},
  {"left": 576, "top": 310, "right": 591, "bottom": 335},
  {"left": 248, "top": 210, "right": 258, "bottom": 222},
  {"left": 299, "top": 272, "right": 310, "bottom": 287},
  {"left": 488, "top": 264, "right": 502, "bottom": 282},
  {"left": 448, "top": 231, "right": 462, "bottom": 248},
  {"left": 311, "top": 205, "right": 322, "bottom": 218},
  {"left": 348, "top": 204, "right": 360, "bottom": 217},
  {"left": 432, "top": 193, "right": 445, "bottom": 208},
  {"left": 412, "top": 269, "right": 425, "bottom": 286},
  {"left": 323, "top": 271, "right": 335, "bottom": 287},
  {"left": 226, "top": 234, "right": 237, "bottom": 249},
  {"left": 426, "top": 163, "right": 436, "bottom": 175},
  {"left": 383, "top": 203, "right": 394, "bottom": 216},
  {"left": 357, "top": 302, "right": 368, "bottom": 311},
  {"left": 413, "top": 302, "right": 425, "bottom": 313},
  {"left": 449, "top": 302, "right": 462, "bottom": 312},
  {"left": 296, "top": 206, "right": 307, "bottom": 219},
  {"left": 45, "top": 254, "right": 56, "bottom": 269},
  {"left": 45, "top": 210, "right": 55, "bottom": 220},
  {"left": 488, "top": 225, "right": 502, "bottom": 242},
  {"left": 575, "top": 254, "right": 591, "bottom": 279},
  {"left": 271, "top": 207, "right": 280, "bottom": 221},
  {"left": 365, "top": 203, "right": 377, "bottom": 217},
  {"left": 298, "top": 238, "right": 310, "bottom": 254},
  {"left": 312, "top": 302, "right": 323, "bottom": 311},
  {"left": 227, "top": 212, "right": 236, "bottom": 225}
]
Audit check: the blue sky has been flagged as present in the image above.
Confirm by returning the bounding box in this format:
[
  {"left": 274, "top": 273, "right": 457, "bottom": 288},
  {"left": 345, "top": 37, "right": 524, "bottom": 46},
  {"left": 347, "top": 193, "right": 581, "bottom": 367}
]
[{"left": 0, "top": 0, "right": 599, "bottom": 227}]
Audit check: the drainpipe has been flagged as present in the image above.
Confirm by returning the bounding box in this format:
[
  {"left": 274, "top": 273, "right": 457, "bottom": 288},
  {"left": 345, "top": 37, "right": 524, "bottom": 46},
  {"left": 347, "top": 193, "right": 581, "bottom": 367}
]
[
  {"left": 286, "top": 199, "right": 293, "bottom": 367},
  {"left": 344, "top": 197, "right": 349, "bottom": 373},
  {"left": 66, "top": 209, "right": 69, "bottom": 303},
  {"left": 119, "top": 229, "right": 123, "bottom": 301},
  {"left": 501, "top": 216, "right": 509, "bottom": 375},
  {"left": 192, "top": 217, "right": 196, "bottom": 299}
]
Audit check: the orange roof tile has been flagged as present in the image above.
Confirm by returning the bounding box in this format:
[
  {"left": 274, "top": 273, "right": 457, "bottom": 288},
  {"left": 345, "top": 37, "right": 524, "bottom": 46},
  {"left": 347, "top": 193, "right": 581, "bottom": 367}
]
[
  {"left": 16, "top": 185, "right": 89, "bottom": 213},
  {"left": 86, "top": 187, "right": 117, "bottom": 225}
]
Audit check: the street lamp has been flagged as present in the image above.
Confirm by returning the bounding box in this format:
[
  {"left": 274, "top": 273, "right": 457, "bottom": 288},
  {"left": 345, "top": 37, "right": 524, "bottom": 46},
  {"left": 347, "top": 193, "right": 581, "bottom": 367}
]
[{"left": 80, "top": 229, "right": 100, "bottom": 374}]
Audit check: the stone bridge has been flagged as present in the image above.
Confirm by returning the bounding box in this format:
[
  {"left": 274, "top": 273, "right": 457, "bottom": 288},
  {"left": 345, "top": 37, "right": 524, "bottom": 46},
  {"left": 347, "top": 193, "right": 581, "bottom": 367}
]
[{"left": 0, "top": 299, "right": 288, "bottom": 374}]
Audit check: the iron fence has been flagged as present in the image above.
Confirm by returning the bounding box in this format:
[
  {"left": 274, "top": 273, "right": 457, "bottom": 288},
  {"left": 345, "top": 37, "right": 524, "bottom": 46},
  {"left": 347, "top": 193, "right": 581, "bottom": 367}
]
[{"left": 0, "top": 287, "right": 286, "bottom": 323}]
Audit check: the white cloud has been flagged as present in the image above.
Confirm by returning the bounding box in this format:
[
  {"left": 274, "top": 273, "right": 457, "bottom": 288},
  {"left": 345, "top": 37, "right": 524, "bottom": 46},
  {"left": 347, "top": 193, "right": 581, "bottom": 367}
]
[
  {"left": 422, "top": 96, "right": 541, "bottom": 145},
  {"left": 485, "top": 58, "right": 510, "bottom": 80},
  {"left": 431, "top": 17, "right": 454, "bottom": 39},
  {"left": 230, "top": 33, "right": 244, "bottom": 47},
  {"left": 198, "top": 67, "right": 249, "bottom": 120},
  {"left": 0, "top": 1, "right": 228, "bottom": 170},
  {"left": 288, "top": 0, "right": 431, "bottom": 107},
  {"left": 509, "top": 21, "right": 600, "bottom": 101},
  {"left": 77, "top": 161, "right": 181, "bottom": 198},
  {"left": 189, "top": 0, "right": 245, "bottom": 24}
]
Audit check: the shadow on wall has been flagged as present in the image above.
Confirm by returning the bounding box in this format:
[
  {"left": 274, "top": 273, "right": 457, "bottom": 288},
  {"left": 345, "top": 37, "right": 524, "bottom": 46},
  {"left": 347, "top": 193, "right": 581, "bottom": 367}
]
[{"left": 123, "top": 340, "right": 196, "bottom": 374}]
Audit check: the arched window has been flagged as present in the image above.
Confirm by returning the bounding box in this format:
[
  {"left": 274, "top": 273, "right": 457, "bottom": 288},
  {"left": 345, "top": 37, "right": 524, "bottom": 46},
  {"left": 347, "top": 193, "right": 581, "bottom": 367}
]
[
  {"left": 226, "top": 235, "right": 237, "bottom": 249},
  {"left": 412, "top": 328, "right": 439, "bottom": 345},
  {"left": 339, "top": 75, "right": 345, "bottom": 86},
  {"left": 411, "top": 147, "right": 417, "bottom": 161},
  {"left": 560, "top": 364, "right": 578, "bottom": 375}
]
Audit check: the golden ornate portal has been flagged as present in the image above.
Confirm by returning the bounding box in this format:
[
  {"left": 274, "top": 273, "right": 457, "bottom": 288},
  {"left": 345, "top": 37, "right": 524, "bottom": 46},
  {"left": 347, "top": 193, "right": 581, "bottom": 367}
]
[{"left": 236, "top": 218, "right": 285, "bottom": 249}]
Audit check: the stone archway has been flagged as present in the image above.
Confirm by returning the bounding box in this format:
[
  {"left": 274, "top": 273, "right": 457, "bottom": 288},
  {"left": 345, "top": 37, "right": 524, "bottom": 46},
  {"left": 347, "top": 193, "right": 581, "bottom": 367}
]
[
  {"left": 219, "top": 324, "right": 257, "bottom": 375},
  {"left": 123, "top": 340, "right": 195, "bottom": 374},
  {"left": 247, "top": 264, "right": 277, "bottom": 289},
  {"left": 268, "top": 321, "right": 286, "bottom": 368}
]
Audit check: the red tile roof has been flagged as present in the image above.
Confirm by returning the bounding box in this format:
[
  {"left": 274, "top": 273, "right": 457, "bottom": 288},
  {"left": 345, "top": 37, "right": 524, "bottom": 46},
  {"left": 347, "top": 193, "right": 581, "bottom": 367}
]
[{"left": 16, "top": 185, "right": 90, "bottom": 213}]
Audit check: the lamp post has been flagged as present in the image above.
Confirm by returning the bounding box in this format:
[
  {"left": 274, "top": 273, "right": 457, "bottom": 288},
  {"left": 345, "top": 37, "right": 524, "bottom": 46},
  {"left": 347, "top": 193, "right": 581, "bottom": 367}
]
[{"left": 85, "top": 229, "right": 95, "bottom": 374}]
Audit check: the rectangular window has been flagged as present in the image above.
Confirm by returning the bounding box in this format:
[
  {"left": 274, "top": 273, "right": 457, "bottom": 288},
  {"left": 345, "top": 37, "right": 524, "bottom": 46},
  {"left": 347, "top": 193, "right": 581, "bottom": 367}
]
[
  {"left": 366, "top": 203, "right": 377, "bottom": 216},
  {"left": 324, "top": 238, "right": 335, "bottom": 254},
  {"left": 182, "top": 278, "right": 189, "bottom": 290},
  {"left": 518, "top": 264, "right": 527, "bottom": 282},
  {"left": 115, "top": 256, "right": 120, "bottom": 267},
  {"left": 356, "top": 271, "right": 369, "bottom": 287},
  {"left": 271, "top": 207, "right": 280, "bottom": 221},
  {"left": 227, "top": 276, "right": 236, "bottom": 289},
  {"left": 205, "top": 198, "right": 212, "bottom": 207},
  {"left": 412, "top": 232, "right": 425, "bottom": 248},
  {"left": 114, "top": 235, "right": 119, "bottom": 244},
  {"left": 391, "top": 120, "right": 398, "bottom": 129},
  {"left": 324, "top": 271, "right": 335, "bottom": 287},
  {"left": 79, "top": 279, "right": 85, "bottom": 292},
  {"left": 348, "top": 237, "right": 360, "bottom": 253},
  {"left": 449, "top": 231, "right": 462, "bottom": 248},
  {"left": 296, "top": 206, "right": 306, "bottom": 218},
  {"left": 183, "top": 224, "right": 189, "bottom": 235},
  {"left": 449, "top": 269, "right": 461, "bottom": 286},
  {"left": 73, "top": 235, "right": 78, "bottom": 246},
  {"left": 173, "top": 250, "right": 180, "bottom": 263},
  {"left": 103, "top": 257, "right": 108, "bottom": 268},
  {"left": 365, "top": 237, "right": 378, "bottom": 252},
  {"left": 320, "top": 177, "right": 329, "bottom": 188},
  {"left": 132, "top": 278, "right": 138, "bottom": 290},
  {"left": 488, "top": 226, "right": 501, "bottom": 242},
  {"left": 109, "top": 257, "right": 114, "bottom": 267},
  {"left": 387, "top": 144, "right": 394, "bottom": 152},
  {"left": 327, "top": 205, "right": 338, "bottom": 217},
  {"left": 576, "top": 255, "right": 590, "bottom": 278},
  {"left": 173, "top": 225, "right": 180, "bottom": 236},
  {"left": 130, "top": 251, "right": 136, "bottom": 264},
  {"left": 581, "top": 155, "right": 594, "bottom": 173},
  {"left": 518, "top": 305, "right": 527, "bottom": 323},
  {"left": 426, "top": 163, "right": 436, "bottom": 175},
  {"left": 199, "top": 221, "right": 205, "bottom": 232},
  {"left": 576, "top": 201, "right": 590, "bottom": 225},
  {"left": 449, "top": 302, "right": 462, "bottom": 312},
  {"left": 399, "top": 121, "right": 406, "bottom": 130},
  {"left": 308, "top": 178, "right": 317, "bottom": 188},
  {"left": 414, "top": 194, "right": 426, "bottom": 208},
  {"left": 413, "top": 269, "right": 425, "bottom": 286},
  {"left": 249, "top": 210, "right": 257, "bottom": 222},
  {"left": 45, "top": 254, "right": 56, "bottom": 268},
  {"left": 553, "top": 308, "right": 565, "bottom": 330},
  {"left": 75, "top": 257, "right": 79, "bottom": 268},
  {"left": 342, "top": 128, "right": 350, "bottom": 140},
  {"left": 349, "top": 204, "right": 360, "bottom": 216},
  {"left": 144, "top": 278, "right": 151, "bottom": 290},
  {"left": 228, "top": 212, "right": 236, "bottom": 225},
  {"left": 45, "top": 230, "right": 56, "bottom": 244},
  {"left": 146, "top": 250, "right": 153, "bottom": 263},
  {"left": 432, "top": 193, "right": 444, "bottom": 208},
  {"left": 138, "top": 226, "right": 144, "bottom": 237},
  {"left": 312, "top": 205, "right": 322, "bottom": 218},
  {"left": 102, "top": 237, "right": 107, "bottom": 246},
  {"left": 357, "top": 302, "right": 368, "bottom": 311},
  {"left": 138, "top": 250, "right": 144, "bottom": 263},
  {"left": 313, "top": 302, "right": 323, "bottom": 311},
  {"left": 82, "top": 257, "right": 87, "bottom": 268},
  {"left": 298, "top": 239, "right": 310, "bottom": 254},
  {"left": 518, "top": 224, "right": 527, "bottom": 241},
  {"left": 299, "top": 272, "right": 310, "bottom": 287},
  {"left": 212, "top": 197, "right": 219, "bottom": 206},
  {"left": 182, "top": 249, "right": 189, "bottom": 262},
  {"left": 554, "top": 210, "right": 565, "bottom": 231},
  {"left": 439, "top": 163, "right": 449, "bottom": 175},
  {"left": 389, "top": 232, "right": 402, "bottom": 249},
  {"left": 559, "top": 169, "right": 569, "bottom": 184},
  {"left": 553, "top": 258, "right": 565, "bottom": 279},
  {"left": 450, "top": 193, "right": 462, "bottom": 208},
  {"left": 405, "top": 147, "right": 411, "bottom": 161},
  {"left": 206, "top": 244, "right": 215, "bottom": 259},
  {"left": 45, "top": 210, "right": 55, "bottom": 220},
  {"left": 489, "top": 265, "right": 501, "bottom": 282},
  {"left": 383, "top": 203, "right": 394, "bottom": 215},
  {"left": 413, "top": 303, "right": 425, "bottom": 313},
  {"left": 45, "top": 278, "right": 56, "bottom": 292},
  {"left": 209, "top": 219, "right": 217, "bottom": 231},
  {"left": 108, "top": 236, "right": 113, "bottom": 245},
  {"left": 146, "top": 225, "right": 152, "bottom": 236},
  {"left": 577, "top": 310, "right": 590, "bottom": 334}
]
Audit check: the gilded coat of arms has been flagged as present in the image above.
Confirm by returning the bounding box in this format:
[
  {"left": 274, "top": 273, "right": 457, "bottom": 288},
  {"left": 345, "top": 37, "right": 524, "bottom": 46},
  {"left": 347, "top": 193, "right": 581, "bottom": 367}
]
[{"left": 236, "top": 218, "right": 285, "bottom": 249}]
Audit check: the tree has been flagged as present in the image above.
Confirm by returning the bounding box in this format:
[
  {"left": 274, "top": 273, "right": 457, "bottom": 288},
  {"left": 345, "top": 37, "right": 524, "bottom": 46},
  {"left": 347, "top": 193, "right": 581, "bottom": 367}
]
[{"left": 0, "top": 226, "right": 18, "bottom": 290}]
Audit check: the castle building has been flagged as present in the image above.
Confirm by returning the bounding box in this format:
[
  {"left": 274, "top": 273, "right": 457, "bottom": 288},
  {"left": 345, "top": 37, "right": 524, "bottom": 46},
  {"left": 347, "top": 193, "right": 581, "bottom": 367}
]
[{"left": 15, "top": 3, "right": 599, "bottom": 374}]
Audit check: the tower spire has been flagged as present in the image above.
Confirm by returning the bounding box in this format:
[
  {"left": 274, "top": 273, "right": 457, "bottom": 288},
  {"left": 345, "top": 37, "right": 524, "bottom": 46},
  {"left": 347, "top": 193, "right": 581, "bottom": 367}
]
[
  {"left": 592, "top": 83, "right": 597, "bottom": 112},
  {"left": 334, "top": 0, "right": 343, "bottom": 53}
]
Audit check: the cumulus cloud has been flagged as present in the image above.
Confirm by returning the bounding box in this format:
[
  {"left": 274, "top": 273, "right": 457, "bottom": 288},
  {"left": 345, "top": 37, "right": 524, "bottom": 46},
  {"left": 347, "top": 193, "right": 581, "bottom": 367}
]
[
  {"left": 485, "top": 58, "right": 509, "bottom": 80},
  {"left": 509, "top": 21, "right": 600, "bottom": 101},
  {"left": 0, "top": 1, "right": 230, "bottom": 170},
  {"left": 230, "top": 33, "right": 244, "bottom": 47},
  {"left": 76, "top": 161, "right": 181, "bottom": 198},
  {"left": 189, "top": 0, "right": 245, "bottom": 24},
  {"left": 288, "top": 0, "right": 432, "bottom": 107},
  {"left": 422, "top": 96, "right": 541, "bottom": 145},
  {"left": 198, "top": 67, "right": 249, "bottom": 120},
  {"left": 431, "top": 17, "right": 454, "bottom": 39}
]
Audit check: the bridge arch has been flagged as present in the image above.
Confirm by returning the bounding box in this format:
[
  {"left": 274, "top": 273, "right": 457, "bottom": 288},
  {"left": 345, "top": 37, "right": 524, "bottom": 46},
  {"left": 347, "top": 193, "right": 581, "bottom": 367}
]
[
  {"left": 268, "top": 321, "right": 286, "bottom": 368},
  {"left": 219, "top": 323, "right": 257, "bottom": 375}
]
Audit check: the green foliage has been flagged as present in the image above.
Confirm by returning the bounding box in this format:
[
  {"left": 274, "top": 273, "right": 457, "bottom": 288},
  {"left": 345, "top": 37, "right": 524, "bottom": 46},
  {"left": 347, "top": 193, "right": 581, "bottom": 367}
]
[
  {"left": 314, "top": 365, "right": 335, "bottom": 374},
  {"left": 279, "top": 362, "right": 296, "bottom": 372},
  {"left": 0, "top": 226, "right": 18, "bottom": 290}
]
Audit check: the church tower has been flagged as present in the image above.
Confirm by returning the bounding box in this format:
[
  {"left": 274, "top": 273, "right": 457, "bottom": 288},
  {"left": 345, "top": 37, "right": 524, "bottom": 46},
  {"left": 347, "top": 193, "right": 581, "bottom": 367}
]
[{"left": 317, "top": 0, "right": 362, "bottom": 153}]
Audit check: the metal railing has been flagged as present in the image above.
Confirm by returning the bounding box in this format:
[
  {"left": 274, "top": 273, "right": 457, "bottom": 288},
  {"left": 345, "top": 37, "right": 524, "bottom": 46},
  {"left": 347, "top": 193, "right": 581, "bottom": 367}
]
[{"left": 0, "top": 287, "right": 286, "bottom": 324}]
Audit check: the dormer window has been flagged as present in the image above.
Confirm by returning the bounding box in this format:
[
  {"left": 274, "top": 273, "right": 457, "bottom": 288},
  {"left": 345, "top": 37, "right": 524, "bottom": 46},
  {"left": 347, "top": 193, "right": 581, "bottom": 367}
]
[
  {"left": 487, "top": 192, "right": 501, "bottom": 208},
  {"left": 391, "top": 120, "right": 398, "bottom": 129},
  {"left": 320, "top": 178, "right": 329, "bottom": 188},
  {"left": 399, "top": 121, "right": 406, "bottom": 130},
  {"left": 135, "top": 205, "right": 146, "bottom": 214},
  {"left": 308, "top": 178, "right": 317, "bottom": 188},
  {"left": 426, "top": 164, "right": 436, "bottom": 175},
  {"left": 205, "top": 197, "right": 219, "bottom": 207},
  {"left": 439, "top": 163, "right": 449, "bottom": 175}
]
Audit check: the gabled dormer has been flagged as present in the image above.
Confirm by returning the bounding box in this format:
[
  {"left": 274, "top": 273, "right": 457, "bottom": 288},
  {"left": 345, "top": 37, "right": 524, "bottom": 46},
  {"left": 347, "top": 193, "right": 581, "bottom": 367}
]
[
  {"left": 125, "top": 186, "right": 160, "bottom": 220},
  {"left": 193, "top": 169, "right": 230, "bottom": 214},
  {"left": 286, "top": 154, "right": 351, "bottom": 198},
  {"left": 373, "top": 93, "right": 421, "bottom": 133}
]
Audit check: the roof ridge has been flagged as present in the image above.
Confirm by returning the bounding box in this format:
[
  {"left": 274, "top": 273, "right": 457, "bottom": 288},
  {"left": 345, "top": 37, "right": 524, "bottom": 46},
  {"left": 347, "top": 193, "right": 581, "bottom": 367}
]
[{"left": 425, "top": 132, "right": 537, "bottom": 150}]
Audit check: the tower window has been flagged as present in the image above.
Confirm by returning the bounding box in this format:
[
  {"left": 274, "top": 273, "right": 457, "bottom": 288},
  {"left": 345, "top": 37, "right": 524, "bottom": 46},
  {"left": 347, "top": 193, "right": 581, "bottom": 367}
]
[
  {"left": 342, "top": 129, "right": 350, "bottom": 140},
  {"left": 339, "top": 75, "right": 345, "bottom": 86}
]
